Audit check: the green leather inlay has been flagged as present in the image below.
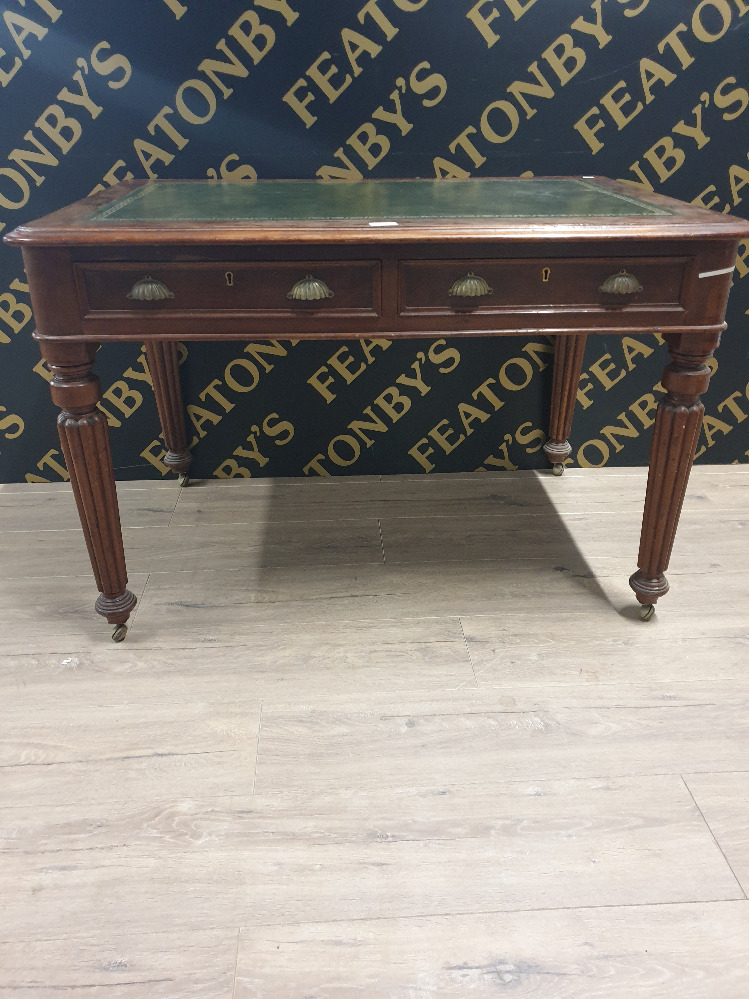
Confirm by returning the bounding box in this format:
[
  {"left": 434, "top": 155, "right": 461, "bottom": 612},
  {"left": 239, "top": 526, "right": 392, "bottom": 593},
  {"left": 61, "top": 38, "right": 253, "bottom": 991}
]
[{"left": 91, "top": 179, "right": 671, "bottom": 224}]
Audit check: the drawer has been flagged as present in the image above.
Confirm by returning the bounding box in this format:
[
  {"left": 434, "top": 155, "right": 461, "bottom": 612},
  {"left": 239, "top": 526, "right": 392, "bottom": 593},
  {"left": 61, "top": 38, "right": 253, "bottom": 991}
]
[
  {"left": 76, "top": 261, "right": 381, "bottom": 317},
  {"left": 399, "top": 257, "right": 688, "bottom": 315}
]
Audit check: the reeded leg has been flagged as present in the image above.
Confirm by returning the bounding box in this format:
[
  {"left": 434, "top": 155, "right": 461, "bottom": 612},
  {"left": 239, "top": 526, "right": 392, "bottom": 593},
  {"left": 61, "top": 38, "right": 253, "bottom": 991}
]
[
  {"left": 543, "top": 333, "right": 587, "bottom": 474},
  {"left": 44, "top": 341, "right": 137, "bottom": 639},
  {"left": 629, "top": 330, "right": 719, "bottom": 618},
  {"left": 145, "top": 340, "right": 192, "bottom": 482}
]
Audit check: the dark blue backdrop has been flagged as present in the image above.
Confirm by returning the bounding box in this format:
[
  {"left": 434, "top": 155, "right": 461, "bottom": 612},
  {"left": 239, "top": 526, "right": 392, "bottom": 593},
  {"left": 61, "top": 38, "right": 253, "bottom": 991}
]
[{"left": 1, "top": 0, "right": 747, "bottom": 483}]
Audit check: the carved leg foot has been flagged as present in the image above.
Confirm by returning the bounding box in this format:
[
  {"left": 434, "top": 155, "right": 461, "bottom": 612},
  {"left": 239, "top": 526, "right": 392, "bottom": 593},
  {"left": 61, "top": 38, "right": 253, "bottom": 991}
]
[
  {"left": 629, "top": 330, "right": 719, "bottom": 616},
  {"left": 145, "top": 341, "right": 192, "bottom": 479},
  {"left": 46, "top": 343, "right": 137, "bottom": 632},
  {"left": 543, "top": 333, "right": 587, "bottom": 474}
]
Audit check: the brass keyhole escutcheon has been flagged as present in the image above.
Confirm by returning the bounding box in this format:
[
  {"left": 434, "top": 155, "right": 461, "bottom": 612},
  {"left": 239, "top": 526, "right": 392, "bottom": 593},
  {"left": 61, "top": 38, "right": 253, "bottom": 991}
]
[
  {"left": 542, "top": 267, "right": 551, "bottom": 283},
  {"left": 225, "top": 271, "right": 234, "bottom": 287}
]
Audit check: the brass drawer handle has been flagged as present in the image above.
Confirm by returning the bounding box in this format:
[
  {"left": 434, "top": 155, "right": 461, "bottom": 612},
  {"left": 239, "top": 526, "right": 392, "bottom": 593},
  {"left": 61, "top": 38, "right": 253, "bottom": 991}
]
[
  {"left": 449, "top": 272, "right": 493, "bottom": 298},
  {"left": 599, "top": 269, "right": 643, "bottom": 295},
  {"left": 287, "top": 274, "right": 334, "bottom": 301},
  {"left": 127, "top": 275, "right": 175, "bottom": 301}
]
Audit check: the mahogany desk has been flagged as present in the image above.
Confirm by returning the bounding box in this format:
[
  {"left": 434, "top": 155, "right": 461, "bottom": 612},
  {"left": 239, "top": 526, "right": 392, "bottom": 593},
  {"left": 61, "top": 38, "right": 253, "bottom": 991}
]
[{"left": 6, "top": 177, "right": 749, "bottom": 640}]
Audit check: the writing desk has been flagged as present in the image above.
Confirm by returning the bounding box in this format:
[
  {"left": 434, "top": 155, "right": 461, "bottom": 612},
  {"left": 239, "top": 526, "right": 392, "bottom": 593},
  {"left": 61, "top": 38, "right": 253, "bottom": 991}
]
[{"left": 6, "top": 177, "right": 748, "bottom": 640}]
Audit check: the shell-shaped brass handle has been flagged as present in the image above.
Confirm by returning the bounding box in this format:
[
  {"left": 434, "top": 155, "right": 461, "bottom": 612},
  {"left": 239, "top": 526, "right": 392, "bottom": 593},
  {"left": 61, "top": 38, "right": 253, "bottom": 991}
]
[
  {"left": 599, "top": 269, "right": 643, "bottom": 295},
  {"left": 127, "top": 276, "right": 175, "bottom": 301},
  {"left": 287, "top": 275, "right": 334, "bottom": 301},
  {"left": 448, "top": 272, "right": 493, "bottom": 298}
]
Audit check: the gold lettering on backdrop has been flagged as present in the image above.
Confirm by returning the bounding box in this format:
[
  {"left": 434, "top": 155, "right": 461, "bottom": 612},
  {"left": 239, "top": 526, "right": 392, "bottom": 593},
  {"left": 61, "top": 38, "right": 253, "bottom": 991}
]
[
  {"left": 212, "top": 413, "right": 295, "bottom": 478},
  {"left": 622, "top": 78, "right": 748, "bottom": 191},
  {"left": 33, "top": 357, "right": 52, "bottom": 382},
  {"left": 141, "top": 436, "right": 171, "bottom": 476},
  {"left": 570, "top": 334, "right": 662, "bottom": 413},
  {"left": 90, "top": 2, "right": 299, "bottom": 194},
  {"left": 0, "top": 276, "right": 32, "bottom": 344},
  {"left": 727, "top": 163, "right": 749, "bottom": 208},
  {"left": 139, "top": 341, "right": 296, "bottom": 469},
  {"left": 447, "top": 0, "right": 747, "bottom": 180},
  {"left": 302, "top": 339, "right": 460, "bottom": 476},
  {"left": 573, "top": 358, "right": 744, "bottom": 469},
  {"left": 692, "top": 133, "right": 749, "bottom": 215},
  {"left": 406, "top": 343, "right": 551, "bottom": 472},
  {"left": 88, "top": 160, "right": 133, "bottom": 196},
  {"left": 205, "top": 153, "right": 257, "bottom": 181},
  {"left": 102, "top": 380, "right": 143, "bottom": 419},
  {"left": 66, "top": 348, "right": 157, "bottom": 432},
  {"left": 465, "top": 0, "right": 539, "bottom": 49},
  {"left": 282, "top": 0, "right": 432, "bottom": 128},
  {"left": 466, "top": 1, "right": 502, "bottom": 48},
  {"left": 473, "top": 417, "right": 546, "bottom": 472},
  {"left": 24, "top": 447, "right": 70, "bottom": 484},
  {"left": 694, "top": 377, "right": 749, "bottom": 458},
  {"left": 161, "top": 0, "right": 188, "bottom": 18},
  {"left": 0, "top": 40, "right": 132, "bottom": 230},
  {"left": 0, "top": 405, "right": 24, "bottom": 440},
  {"left": 316, "top": 63, "right": 447, "bottom": 179},
  {"left": 347, "top": 407, "right": 388, "bottom": 447},
  {"left": 198, "top": 38, "right": 249, "bottom": 99},
  {"left": 572, "top": 0, "right": 749, "bottom": 163},
  {"left": 436, "top": 0, "right": 613, "bottom": 177},
  {"left": 88, "top": 343, "right": 190, "bottom": 455},
  {"left": 735, "top": 240, "right": 749, "bottom": 278},
  {"left": 515, "top": 421, "right": 546, "bottom": 453},
  {"left": 0, "top": 0, "right": 62, "bottom": 89},
  {"left": 307, "top": 339, "right": 392, "bottom": 403},
  {"left": 717, "top": 391, "right": 749, "bottom": 423},
  {"left": 89, "top": 41, "right": 132, "bottom": 89},
  {"left": 617, "top": 0, "right": 650, "bottom": 16},
  {"left": 476, "top": 437, "right": 518, "bottom": 472}
]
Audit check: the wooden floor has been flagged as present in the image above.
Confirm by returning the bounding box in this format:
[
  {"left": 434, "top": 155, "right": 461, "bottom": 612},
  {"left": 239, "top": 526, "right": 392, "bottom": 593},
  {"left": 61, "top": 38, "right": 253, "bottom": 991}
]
[{"left": 1, "top": 465, "right": 748, "bottom": 998}]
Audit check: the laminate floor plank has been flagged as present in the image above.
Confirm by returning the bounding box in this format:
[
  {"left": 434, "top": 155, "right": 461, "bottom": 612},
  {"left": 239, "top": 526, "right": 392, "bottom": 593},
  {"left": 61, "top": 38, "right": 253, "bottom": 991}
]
[
  {"left": 0, "top": 482, "right": 179, "bottom": 532},
  {"left": 0, "top": 928, "right": 238, "bottom": 999},
  {"left": 0, "top": 572, "right": 150, "bottom": 655},
  {"left": 378, "top": 510, "right": 746, "bottom": 566},
  {"left": 537, "top": 464, "right": 749, "bottom": 514},
  {"left": 257, "top": 678, "right": 749, "bottom": 713},
  {"left": 169, "top": 474, "right": 570, "bottom": 527},
  {"left": 167, "top": 467, "right": 744, "bottom": 527},
  {"left": 2, "top": 513, "right": 741, "bottom": 581},
  {"left": 0, "top": 615, "right": 474, "bottom": 694},
  {"left": 0, "top": 519, "right": 383, "bottom": 578},
  {"left": 170, "top": 476, "right": 385, "bottom": 526},
  {"left": 683, "top": 771, "right": 749, "bottom": 894},
  {"left": 234, "top": 900, "right": 749, "bottom": 998},
  {"left": 128, "top": 561, "right": 600, "bottom": 643},
  {"left": 0, "top": 686, "right": 261, "bottom": 767},
  {"left": 1, "top": 750, "right": 256, "bottom": 810},
  {"left": 462, "top": 619, "right": 749, "bottom": 685},
  {"left": 253, "top": 681, "right": 749, "bottom": 794},
  {"left": 0, "top": 480, "right": 180, "bottom": 495},
  {"left": 1, "top": 776, "right": 741, "bottom": 942},
  {"left": 127, "top": 561, "right": 745, "bottom": 648}
]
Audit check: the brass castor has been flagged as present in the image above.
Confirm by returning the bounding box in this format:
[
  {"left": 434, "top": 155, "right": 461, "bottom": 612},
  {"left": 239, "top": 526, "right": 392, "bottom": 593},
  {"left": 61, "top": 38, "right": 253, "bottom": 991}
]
[
  {"left": 178, "top": 473, "right": 190, "bottom": 487},
  {"left": 639, "top": 604, "right": 655, "bottom": 622},
  {"left": 112, "top": 624, "right": 128, "bottom": 643},
  {"left": 552, "top": 463, "right": 565, "bottom": 476}
]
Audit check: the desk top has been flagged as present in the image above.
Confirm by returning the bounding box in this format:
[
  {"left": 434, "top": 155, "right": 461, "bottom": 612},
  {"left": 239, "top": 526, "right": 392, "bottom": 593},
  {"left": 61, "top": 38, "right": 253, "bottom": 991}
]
[
  {"left": 90, "top": 178, "right": 670, "bottom": 223},
  {"left": 7, "top": 176, "right": 749, "bottom": 246}
]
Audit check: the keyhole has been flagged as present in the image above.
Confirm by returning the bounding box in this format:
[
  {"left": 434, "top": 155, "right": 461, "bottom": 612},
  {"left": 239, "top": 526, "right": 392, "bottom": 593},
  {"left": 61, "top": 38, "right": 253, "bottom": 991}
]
[
  {"left": 542, "top": 267, "right": 551, "bottom": 283},
  {"left": 225, "top": 271, "right": 234, "bottom": 287}
]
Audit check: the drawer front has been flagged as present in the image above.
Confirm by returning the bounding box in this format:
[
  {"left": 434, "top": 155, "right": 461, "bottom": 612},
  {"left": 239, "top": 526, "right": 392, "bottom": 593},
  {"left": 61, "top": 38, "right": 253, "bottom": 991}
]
[
  {"left": 76, "top": 261, "right": 381, "bottom": 317},
  {"left": 399, "top": 257, "right": 688, "bottom": 315}
]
